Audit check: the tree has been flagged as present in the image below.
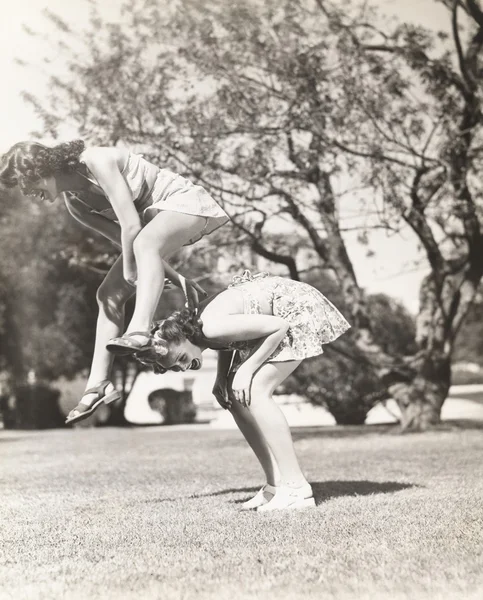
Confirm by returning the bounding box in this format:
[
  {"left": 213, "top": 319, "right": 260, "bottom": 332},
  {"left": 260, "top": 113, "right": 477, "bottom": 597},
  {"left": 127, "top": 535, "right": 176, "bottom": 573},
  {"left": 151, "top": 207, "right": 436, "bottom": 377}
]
[
  {"left": 20, "top": 0, "right": 483, "bottom": 430},
  {"left": 284, "top": 290, "right": 416, "bottom": 424},
  {"left": 0, "top": 193, "right": 100, "bottom": 380},
  {"left": 453, "top": 286, "right": 483, "bottom": 365}
]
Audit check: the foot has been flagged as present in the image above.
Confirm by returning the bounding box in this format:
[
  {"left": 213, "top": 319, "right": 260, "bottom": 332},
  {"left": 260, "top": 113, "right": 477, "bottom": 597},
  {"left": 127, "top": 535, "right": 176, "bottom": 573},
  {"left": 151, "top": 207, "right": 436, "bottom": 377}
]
[
  {"left": 106, "top": 331, "right": 152, "bottom": 355},
  {"left": 240, "top": 484, "right": 278, "bottom": 511},
  {"left": 256, "top": 482, "right": 315, "bottom": 512},
  {"left": 65, "top": 380, "right": 121, "bottom": 425}
]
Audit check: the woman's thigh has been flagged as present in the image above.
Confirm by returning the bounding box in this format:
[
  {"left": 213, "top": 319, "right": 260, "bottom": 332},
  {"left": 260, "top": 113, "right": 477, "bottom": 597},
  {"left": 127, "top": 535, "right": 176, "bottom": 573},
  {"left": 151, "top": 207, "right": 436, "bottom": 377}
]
[
  {"left": 249, "top": 360, "right": 303, "bottom": 399},
  {"left": 138, "top": 208, "right": 206, "bottom": 257}
]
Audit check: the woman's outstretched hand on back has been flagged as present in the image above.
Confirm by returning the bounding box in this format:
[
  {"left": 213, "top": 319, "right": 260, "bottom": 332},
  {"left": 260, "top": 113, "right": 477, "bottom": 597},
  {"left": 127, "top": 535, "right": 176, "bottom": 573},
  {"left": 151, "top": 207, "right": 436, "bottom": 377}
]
[{"left": 182, "top": 277, "right": 207, "bottom": 308}]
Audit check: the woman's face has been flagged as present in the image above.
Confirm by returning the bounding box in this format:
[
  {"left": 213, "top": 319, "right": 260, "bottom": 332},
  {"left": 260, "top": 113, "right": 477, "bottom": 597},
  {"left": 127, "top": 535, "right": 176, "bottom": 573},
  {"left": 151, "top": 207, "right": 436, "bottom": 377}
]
[
  {"left": 159, "top": 339, "right": 203, "bottom": 372},
  {"left": 27, "top": 177, "right": 59, "bottom": 203}
]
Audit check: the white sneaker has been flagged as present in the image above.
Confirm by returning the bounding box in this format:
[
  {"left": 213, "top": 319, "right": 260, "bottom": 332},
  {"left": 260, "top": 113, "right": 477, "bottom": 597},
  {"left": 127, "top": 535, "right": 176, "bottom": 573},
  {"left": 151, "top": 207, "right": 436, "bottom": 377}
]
[
  {"left": 240, "top": 484, "right": 278, "bottom": 510},
  {"left": 256, "top": 483, "right": 315, "bottom": 512}
]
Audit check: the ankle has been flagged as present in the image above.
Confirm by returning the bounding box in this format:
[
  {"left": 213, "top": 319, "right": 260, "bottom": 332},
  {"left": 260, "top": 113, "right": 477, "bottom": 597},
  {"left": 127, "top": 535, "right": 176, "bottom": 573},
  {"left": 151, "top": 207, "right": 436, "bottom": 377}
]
[
  {"left": 124, "top": 328, "right": 150, "bottom": 338},
  {"left": 86, "top": 377, "right": 109, "bottom": 389},
  {"left": 267, "top": 478, "right": 281, "bottom": 487},
  {"left": 264, "top": 483, "right": 279, "bottom": 492},
  {"left": 281, "top": 479, "right": 310, "bottom": 489}
]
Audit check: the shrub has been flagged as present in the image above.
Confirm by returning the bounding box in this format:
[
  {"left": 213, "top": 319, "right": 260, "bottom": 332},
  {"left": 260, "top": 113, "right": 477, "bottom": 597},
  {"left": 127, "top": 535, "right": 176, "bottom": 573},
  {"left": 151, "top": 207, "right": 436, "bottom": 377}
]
[
  {"left": 284, "top": 345, "right": 384, "bottom": 425},
  {"left": 1, "top": 383, "right": 64, "bottom": 429}
]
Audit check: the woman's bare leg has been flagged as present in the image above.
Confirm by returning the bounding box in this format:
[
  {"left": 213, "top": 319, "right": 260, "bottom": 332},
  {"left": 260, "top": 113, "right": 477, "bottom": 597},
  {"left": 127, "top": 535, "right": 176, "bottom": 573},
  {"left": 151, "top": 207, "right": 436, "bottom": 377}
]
[
  {"left": 67, "top": 257, "right": 134, "bottom": 421},
  {"left": 229, "top": 400, "right": 281, "bottom": 487},
  {"left": 246, "top": 361, "right": 308, "bottom": 488},
  {"left": 126, "top": 208, "right": 206, "bottom": 340},
  {"left": 82, "top": 256, "right": 134, "bottom": 404}
]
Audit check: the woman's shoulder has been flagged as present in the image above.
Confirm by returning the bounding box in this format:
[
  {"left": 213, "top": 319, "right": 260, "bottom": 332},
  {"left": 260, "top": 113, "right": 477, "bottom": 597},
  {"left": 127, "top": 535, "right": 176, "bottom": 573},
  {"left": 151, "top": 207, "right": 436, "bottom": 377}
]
[
  {"left": 79, "top": 146, "right": 129, "bottom": 171},
  {"left": 199, "top": 288, "right": 244, "bottom": 320}
]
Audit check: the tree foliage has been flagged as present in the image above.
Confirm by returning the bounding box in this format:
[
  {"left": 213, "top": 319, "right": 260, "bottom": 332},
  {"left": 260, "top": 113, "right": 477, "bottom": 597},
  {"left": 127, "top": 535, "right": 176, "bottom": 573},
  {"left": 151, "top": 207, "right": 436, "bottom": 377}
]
[
  {"left": 285, "top": 290, "right": 416, "bottom": 424},
  {"left": 0, "top": 192, "right": 106, "bottom": 382}
]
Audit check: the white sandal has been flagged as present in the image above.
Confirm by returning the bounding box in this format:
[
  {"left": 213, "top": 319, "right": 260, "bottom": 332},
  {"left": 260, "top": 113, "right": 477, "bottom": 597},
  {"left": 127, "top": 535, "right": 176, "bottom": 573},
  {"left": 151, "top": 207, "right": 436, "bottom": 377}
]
[
  {"left": 257, "top": 483, "right": 315, "bottom": 512},
  {"left": 240, "top": 484, "right": 278, "bottom": 510}
]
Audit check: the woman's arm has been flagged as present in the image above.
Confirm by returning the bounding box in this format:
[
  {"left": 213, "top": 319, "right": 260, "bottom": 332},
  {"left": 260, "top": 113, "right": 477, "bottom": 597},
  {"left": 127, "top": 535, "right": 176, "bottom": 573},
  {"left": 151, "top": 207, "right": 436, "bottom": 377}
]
[
  {"left": 212, "top": 350, "right": 235, "bottom": 409},
  {"left": 203, "top": 314, "right": 289, "bottom": 375},
  {"left": 64, "top": 193, "right": 122, "bottom": 249},
  {"left": 162, "top": 263, "right": 207, "bottom": 307},
  {"left": 203, "top": 313, "right": 289, "bottom": 407},
  {"left": 80, "top": 147, "right": 142, "bottom": 283},
  {"left": 65, "top": 194, "right": 204, "bottom": 298},
  {"left": 216, "top": 350, "right": 235, "bottom": 380}
]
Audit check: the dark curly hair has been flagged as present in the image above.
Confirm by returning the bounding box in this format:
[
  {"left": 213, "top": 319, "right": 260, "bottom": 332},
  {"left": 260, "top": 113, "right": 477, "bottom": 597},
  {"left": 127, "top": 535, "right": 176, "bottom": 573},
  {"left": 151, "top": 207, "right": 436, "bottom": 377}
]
[
  {"left": 0, "top": 140, "right": 85, "bottom": 195},
  {"left": 135, "top": 308, "right": 205, "bottom": 374}
]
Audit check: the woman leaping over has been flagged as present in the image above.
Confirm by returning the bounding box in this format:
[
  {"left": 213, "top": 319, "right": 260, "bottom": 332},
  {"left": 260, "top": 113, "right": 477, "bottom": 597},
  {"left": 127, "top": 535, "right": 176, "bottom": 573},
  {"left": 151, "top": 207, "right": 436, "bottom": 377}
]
[
  {"left": 0, "top": 140, "right": 229, "bottom": 424},
  {"left": 136, "top": 271, "right": 350, "bottom": 512}
]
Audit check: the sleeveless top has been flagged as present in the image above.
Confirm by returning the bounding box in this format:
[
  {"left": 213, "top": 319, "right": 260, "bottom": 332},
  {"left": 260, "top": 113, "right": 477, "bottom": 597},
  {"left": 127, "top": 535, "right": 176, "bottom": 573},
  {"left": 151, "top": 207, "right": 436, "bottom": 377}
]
[
  {"left": 76, "top": 152, "right": 161, "bottom": 221},
  {"left": 71, "top": 150, "right": 230, "bottom": 245}
]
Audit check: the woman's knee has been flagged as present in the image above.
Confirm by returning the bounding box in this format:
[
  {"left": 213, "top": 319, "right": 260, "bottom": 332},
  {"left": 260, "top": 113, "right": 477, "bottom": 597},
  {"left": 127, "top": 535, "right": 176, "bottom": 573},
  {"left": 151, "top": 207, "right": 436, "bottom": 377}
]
[
  {"left": 132, "top": 230, "right": 168, "bottom": 259},
  {"left": 249, "top": 382, "right": 272, "bottom": 407},
  {"left": 249, "top": 370, "right": 281, "bottom": 406}
]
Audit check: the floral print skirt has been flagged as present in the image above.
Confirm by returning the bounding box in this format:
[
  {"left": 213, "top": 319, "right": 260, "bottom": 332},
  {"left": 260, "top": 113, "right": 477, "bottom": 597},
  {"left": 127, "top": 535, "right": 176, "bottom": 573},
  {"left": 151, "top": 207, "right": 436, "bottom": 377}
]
[{"left": 227, "top": 271, "right": 351, "bottom": 370}]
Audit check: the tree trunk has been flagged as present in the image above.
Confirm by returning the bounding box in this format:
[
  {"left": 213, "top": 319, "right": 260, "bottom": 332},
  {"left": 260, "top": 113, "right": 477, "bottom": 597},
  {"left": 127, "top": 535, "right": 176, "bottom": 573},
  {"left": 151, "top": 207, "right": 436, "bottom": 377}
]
[
  {"left": 389, "top": 351, "right": 451, "bottom": 431},
  {"left": 383, "top": 265, "right": 482, "bottom": 431}
]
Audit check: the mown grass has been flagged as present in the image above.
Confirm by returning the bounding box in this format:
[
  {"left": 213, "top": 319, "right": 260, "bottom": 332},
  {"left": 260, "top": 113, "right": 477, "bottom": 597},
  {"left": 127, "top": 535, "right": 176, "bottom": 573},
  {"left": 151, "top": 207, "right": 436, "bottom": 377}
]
[{"left": 1, "top": 424, "right": 482, "bottom": 600}]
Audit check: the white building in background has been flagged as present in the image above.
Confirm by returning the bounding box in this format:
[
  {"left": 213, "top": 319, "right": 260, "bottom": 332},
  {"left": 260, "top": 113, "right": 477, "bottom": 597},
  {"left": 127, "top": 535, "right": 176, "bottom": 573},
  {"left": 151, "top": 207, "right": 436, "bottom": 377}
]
[{"left": 124, "top": 349, "right": 222, "bottom": 425}]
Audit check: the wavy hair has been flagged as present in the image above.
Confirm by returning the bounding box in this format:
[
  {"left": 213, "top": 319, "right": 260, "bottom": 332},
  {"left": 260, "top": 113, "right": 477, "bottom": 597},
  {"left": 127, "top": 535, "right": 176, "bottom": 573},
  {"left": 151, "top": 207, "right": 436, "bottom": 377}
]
[
  {"left": 136, "top": 308, "right": 205, "bottom": 374},
  {"left": 0, "top": 140, "right": 85, "bottom": 195}
]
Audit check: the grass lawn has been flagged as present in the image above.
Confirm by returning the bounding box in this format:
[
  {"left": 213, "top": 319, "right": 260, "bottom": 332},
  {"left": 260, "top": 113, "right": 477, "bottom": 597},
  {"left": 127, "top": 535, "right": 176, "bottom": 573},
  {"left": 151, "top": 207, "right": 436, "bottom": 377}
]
[{"left": 1, "top": 423, "right": 483, "bottom": 600}]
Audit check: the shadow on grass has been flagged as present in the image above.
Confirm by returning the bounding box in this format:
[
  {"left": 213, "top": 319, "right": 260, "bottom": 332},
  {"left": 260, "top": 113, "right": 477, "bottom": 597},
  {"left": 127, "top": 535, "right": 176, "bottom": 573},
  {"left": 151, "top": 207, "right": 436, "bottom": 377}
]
[
  {"left": 291, "top": 423, "right": 400, "bottom": 441},
  {"left": 147, "top": 480, "right": 417, "bottom": 506},
  {"left": 289, "top": 420, "right": 483, "bottom": 441},
  {"left": 225, "top": 480, "right": 417, "bottom": 506}
]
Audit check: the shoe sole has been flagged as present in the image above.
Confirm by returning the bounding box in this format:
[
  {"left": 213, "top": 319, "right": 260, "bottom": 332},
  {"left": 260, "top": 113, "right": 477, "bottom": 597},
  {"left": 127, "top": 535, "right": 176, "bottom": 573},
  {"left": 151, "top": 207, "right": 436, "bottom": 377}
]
[
  {"left": 65, "top": 391, "right": 121, "bottom": 425},
  {"left": 257, "top": 496, "right": 316, "bottom": 512},
  {"left": 240, "top": 498, "right": 266, "bottom": 511}
]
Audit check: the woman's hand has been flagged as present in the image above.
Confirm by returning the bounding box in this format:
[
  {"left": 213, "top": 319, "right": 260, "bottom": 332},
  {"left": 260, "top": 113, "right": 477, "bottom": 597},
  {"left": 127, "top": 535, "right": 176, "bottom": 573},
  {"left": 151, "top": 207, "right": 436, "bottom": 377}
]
[
  {"left": 231, "top": 365, "right": 255, "bottom": 408},
  {"left": 123, "top": 263, "right": 138, "bottom": 287},
  {"left": 212, "top": 377, "right": 231, "bottom": 410},
  {"left": 179, "top": 275, "right": 207, "bottom": 308}
]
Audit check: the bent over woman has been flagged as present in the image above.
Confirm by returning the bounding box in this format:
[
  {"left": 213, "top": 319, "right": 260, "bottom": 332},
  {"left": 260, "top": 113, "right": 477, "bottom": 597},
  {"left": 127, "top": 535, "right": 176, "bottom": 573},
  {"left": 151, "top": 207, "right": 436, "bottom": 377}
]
[{"left": 137, "top": 271, "right": 350, "bottom": 511}]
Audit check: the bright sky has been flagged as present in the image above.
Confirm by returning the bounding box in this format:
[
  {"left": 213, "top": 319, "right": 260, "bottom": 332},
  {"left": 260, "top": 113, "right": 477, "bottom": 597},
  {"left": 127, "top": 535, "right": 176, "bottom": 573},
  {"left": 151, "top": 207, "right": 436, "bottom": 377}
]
[{"left": 0, "top": 0, "right": 453, "bottom": 313}]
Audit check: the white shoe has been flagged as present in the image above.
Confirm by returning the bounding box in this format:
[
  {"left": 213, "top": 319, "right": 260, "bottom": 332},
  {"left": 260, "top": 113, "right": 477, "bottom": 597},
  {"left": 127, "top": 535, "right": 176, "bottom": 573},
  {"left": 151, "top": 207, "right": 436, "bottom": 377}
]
[
  {"left": 240, "top": 484, "right": 278, "bottom": 510},
  {"left": 256, "top": 483, "right": 315, "bottom": 512}
]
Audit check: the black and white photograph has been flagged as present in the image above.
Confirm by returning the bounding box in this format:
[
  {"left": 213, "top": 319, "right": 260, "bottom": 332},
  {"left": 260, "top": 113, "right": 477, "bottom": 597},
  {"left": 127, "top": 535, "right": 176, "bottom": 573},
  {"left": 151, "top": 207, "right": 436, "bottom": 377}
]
[{"left": 1, "top": 1, "right": 482, "bottom": 599}]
